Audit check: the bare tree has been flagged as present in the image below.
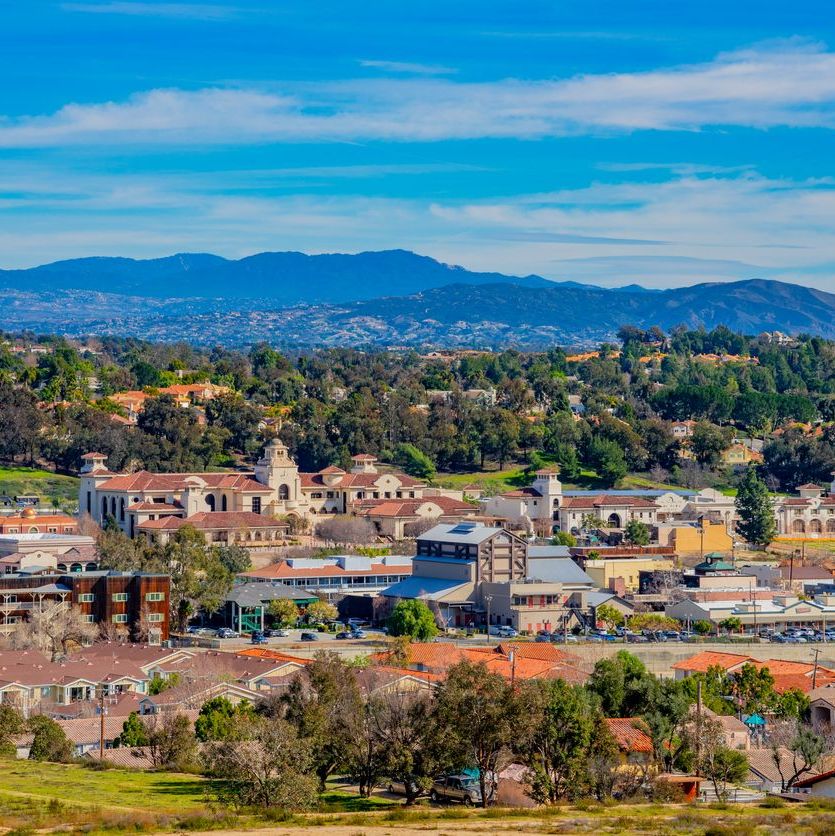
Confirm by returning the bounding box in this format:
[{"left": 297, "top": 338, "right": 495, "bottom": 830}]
[
  {"left": 143, "top": 712, "right": 199, "bottom": 770},
  {"left": 769, "top": 719, "right": 834, "bottom": 791},
  {"left": 403, "top": 517, "right": 438, "bottom": 539},
  {"left": 315, "top": 515, "right": 376, "bottom": 545},
  {"left": 11, "top": 602, "right": 98, "bottom": 661}
]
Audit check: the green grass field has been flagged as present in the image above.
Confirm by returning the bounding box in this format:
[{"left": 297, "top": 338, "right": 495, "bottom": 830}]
[
  {"left": 0, "top": 466, "right": 79, "bottom": 509},
  {"left": 2, "top": 760, "right": 835, "bottom": 834}
]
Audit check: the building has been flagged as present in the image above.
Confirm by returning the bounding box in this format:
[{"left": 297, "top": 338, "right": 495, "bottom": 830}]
[
  {"left": 479, "top": 468, "right": 659, "bottom": 535},
  {"left": 222, "top": 583, "right": 319, "bottom": 633},
  {"left": 655, "top": 520, "right": 733, "bottom": 556},
  {"left": 79, "top": 442, "right": 435, "bottom": 537},
  {"left": 240, "top": 554, "right": 413, "bottom": 595},
  {"left": 575, "top": 549, "right": 675, "bottom": 594},
  {"left": 137, "top": 510, "right": 288, "bottom": 549},
  {"left": 354, "top": 495, "right": 477, "bottom": 540},
  {"left": 0, "top": 533, "right": 98, "bottom": 575},
  {"left": 380, "top": 522, "right": 632, "bottom": 632},
  {"left": 774, "top": 480, "right": 835, "bottom": 538},
  {"left": 0, "top": 570, "right": 170, "bottom": 642},
  {"left": 0, "top": 507, "right": 78, "bottom": 535}
]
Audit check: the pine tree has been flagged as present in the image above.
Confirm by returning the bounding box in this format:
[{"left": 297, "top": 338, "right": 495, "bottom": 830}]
[{"left": 735, "top": 466, "right": 776, "bottom": 548}]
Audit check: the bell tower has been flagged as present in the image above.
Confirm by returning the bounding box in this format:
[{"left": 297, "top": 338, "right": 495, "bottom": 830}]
[{"left": 255, "top": 439, "right": 301, "bottom": 504}]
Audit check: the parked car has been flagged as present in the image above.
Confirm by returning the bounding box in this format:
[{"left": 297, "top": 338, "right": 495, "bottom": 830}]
[
  {"left": 535, "top": 632, "right": 554, "bottom": 643},
  {"left": 217, "top": 628, "right": 238, "bottom": 639},
  {"left": 430, "top": 775, "right": 484, "bottom": 806},
  {"left": 350, "top": 629, "right": 367, "bottom": 639},
  {"left": 626, "top": 634, "right": 649, "bottom": 643},
  {"left": 300, "top": 631, "right": 319, "bottom": 641},
  {"left": 250, "top": 631, "right": 267, "bottom": 644},
  {"left": 266, "top": 628, "right": 289, "bottom": 637},
  {"left": 387, "top": 779, "right": 425, "bottom": 798},
  {"left": 335, "top": 631, "right": 352, "bottom": 640}
]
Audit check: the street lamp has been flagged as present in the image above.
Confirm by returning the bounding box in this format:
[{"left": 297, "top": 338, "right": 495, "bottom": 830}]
[{"left": 484, "top": 594, "right": 493, "bottom": 641}]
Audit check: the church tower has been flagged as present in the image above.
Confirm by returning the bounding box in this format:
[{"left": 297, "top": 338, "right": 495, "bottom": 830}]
[{"left": 531, "top": 467, "right": 563, "bottom": 520}]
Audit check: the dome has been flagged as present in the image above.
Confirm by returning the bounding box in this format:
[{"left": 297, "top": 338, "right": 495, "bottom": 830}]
[{"left": 21, "top": 506, "right": 37, "bottom": 518}]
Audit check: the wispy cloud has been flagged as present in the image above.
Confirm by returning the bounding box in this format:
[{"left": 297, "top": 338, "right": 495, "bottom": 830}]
[
  {"left": 61, "top": 2, "right": 238, "bottom": 20},
  {"left": 3, "top": 40, "right": 835, "bottom": 146},
  {"left": 3, "top": 163, "right": 835, "bottom": 290},
  {"left": 360, "top": 60, "right": 456, "bottom": 76}
]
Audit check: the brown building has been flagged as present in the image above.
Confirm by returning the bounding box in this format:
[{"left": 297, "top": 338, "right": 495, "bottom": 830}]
[{"left": 0, "top": 570, "right": 170, "bottom": 643}]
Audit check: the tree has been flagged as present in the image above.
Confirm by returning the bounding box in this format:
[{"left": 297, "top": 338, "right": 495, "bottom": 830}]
[
  {"left": 144, "top": 712, "right": 199, "bottom": 771},
  {"left": 387, "top": 600, "right": 439, "bottom": 642},
  {"left": 735, "top": 466, "right": 777, "bottom": 548},
  {"left": 693, "top": 619, "right": 714, "bottom": 635},
  {"left": 624, "top": 519, "right": 650, "bottom": 546},
  {"left": 342, "top": 690, "right": 392, "bottom": 797},
  {"left": 683, "top": 715, "right": 747, "bottom": 800},
  {"left": 315, "top": 515, "right": 376, "bottom": 545},
  {"left": 374, "top": 689, "right": 444, "bottom": 805},
  {"left": 304, "top": 599, "right": 338, "bottom": 624},
  {"left": 0, "top": 705, "right": 26, "bottom": 758},
  {"left": 117, "top": 712, "right": 150, "bottom": 748},
  {"left": 595, "top": 604, "right": 625, "bottom": 630},
  {"left": 203, "top": 714, "right": 318, "bottom": 810},
  {"left": 281, "top": 652, "right": 363, "bottom": 790},
  {"left": 195, "top": 696, "right": 253, "bottom": 742},
  {"left": 588, "top": 437, "right": 627, "bottom": 487},
  {"left": 28, "top": 715, "right": 73, "bottom": 762},
  {"left": 719, "top": 616, "right": 742, "bottom": 635},
  {"left": 769, "top": 720, "right": 830, "bottom": 791},
  {"left": 434, "top": 661, "right": 516, "bottom": 807},
  {"left": 268, "top": 598, "right": 300, "bottom": 627},
  {"left": 628, "top": 613, "right": 681, "bottom": 633},
  {"left": 518, "top": 678, "right": 609, "bottom": 803},
  {"left": 691, "top": 422, "right": 732, "bottom": 468},
  {"left": 11, "top": 603, "right": 98, "bottom": 661},
  {"left": 393, "top": 443, "right": 436, "bottom": 480},
  {"left": 730, "top": 662, "right": 774, "bottom": 714},
  {"left": 551, "top": 531, "right": 576, "bottom": 547},
  {"left": 587, "top": 651, "right": 657, "bottom": 718},
  {"left": 215, "top": 544, "right": 251, "bottom": 575}
]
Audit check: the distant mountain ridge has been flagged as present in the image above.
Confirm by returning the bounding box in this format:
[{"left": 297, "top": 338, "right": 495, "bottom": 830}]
[
  {"left": 0, "top": 249, "right": 554, "bottom": 305},
  {"left": 1, "top": 249, "right": 833, "bottom": 348}
]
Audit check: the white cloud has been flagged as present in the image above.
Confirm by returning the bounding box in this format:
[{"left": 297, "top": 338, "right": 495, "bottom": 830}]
[
  {"left": 3, "top": 40, "right": 835, "bottom": 146},
  {"left": 62, "top": 2, "right": 238, "bottom": 19},
  {"left": 360, "top": 60, "right": 456, "bottom": 76}
]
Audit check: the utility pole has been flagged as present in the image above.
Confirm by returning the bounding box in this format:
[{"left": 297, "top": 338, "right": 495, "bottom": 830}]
[
  {"left": 750, "top": 577, "right": 757, "bottom": 638},
  {"left": 98, "top": 687, "right": 106, "bottom": 761},
  {"left": 695, "top": 679, "right": 703, "bottom": 778},
  {"left": 813, "top": 648, "right": 820, "bottom": 690},
  {"left": 509, "top": 649, "right": 516, "bottom": 689},
  {"left": 484, "top": 594, "right": 492, "bottom": 642}
]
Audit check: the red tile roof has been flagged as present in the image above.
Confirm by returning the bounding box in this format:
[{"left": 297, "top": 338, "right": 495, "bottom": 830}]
[
  {"left": 241, "top": 559, "right": 411, "bottom": 580},
  {"left": 605, "top": 718, "right": 654, "bottom": 753},
  {"left": 138, "top": 511, "right": 288, "bottom": 531},
  {"left": 671, "top": 651, "right": 753, "bottom": 673},
  {"left": 501, "top": 487, "right": 543, "bottom": 498},
  {"left": 356, "top": 496, "right": 475, "bottom": 518},
  {"left": 561, "top": 495, "right": 658, "bottom": 509}
]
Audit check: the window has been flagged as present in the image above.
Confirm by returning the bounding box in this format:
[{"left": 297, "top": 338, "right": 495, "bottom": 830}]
[
  {"left": 278, "top": 484, "right": 289, "bottom": 501},
  {"left": 41, "top": 686, "right": 51, "bottom": 696},
  {"left": 145, "top": 592, "right": 165, "bottom": 602},
  {"left": 112, "top": 613, "right": 128, "bottom": 623},
  {"left": 78, "top": 593, "right": 95, "bottom": 603},
  {"left": 112, "top": 592, "right": 129, "bottom": 602},
  {"left": 252, "top": 497, "right": 262, "bottom": 514},
  {"left": 83, "top": 615, "right": 96, "bottom": 623},
  {"left": 146, "top": 613, "right": 164, "bottom": 622},
  {"left": 48, "top": 527, "right": 57, "bottom": 533}
]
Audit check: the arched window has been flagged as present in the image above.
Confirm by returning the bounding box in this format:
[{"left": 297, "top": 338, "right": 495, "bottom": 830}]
[
  {"left": 607, "top": 513, "right": 622, "bottom": 528},
  {"left": 827, "top": 519, "right": 835, "bottom": 534},
  {"left": 119, "top": 498, "right": 125, "bottom": 522},
  {"left": 809, "top": 518, "right": 822, "bottom": 534},
  {"left": 221, "top": 494, "right": 227, "bottom": 511},
  {"left": 278, "top": 484, "right": 289, "bottom": 501},
  {"left": 206, "top": 494, "right": 215, "bottom": 512},
  {"left": 110, "top": 497, "right": 116, "bottom": 517},
  {"left": 792, "top": 519, "right": 806, "bottom": 534},
  {"left": 101, "top": 497, "right": 108, "bottom": 519}
]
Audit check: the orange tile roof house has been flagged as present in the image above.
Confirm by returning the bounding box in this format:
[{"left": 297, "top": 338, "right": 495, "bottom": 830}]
[{"left": 605, "top": 718, "right": 654, "bottom": 755}]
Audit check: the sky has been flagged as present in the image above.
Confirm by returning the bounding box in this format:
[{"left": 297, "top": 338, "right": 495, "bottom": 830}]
[{"left": 4, "top": 1, "right": 835, "bottom": 289}]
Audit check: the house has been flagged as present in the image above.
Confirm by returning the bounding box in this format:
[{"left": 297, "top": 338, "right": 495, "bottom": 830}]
[
  {"left": 354, "top": 495, "right": 477, "bottom": 540},
  {"left": 605, "top": 717, "right": 654, "bottom": 768},
  {"left": 79, "top": 442, "right": 433, "bottom": 535},
  {"left": 791, "top": 767, "right": 835, "bottom": 797},
  {"left": 745, "top": 747, "right": 811, "bottom": 794},
  {"left": 720, "top": 443, "right": 763, "bottom": 467},
  {"left": 0, "top": 570, "right": 170, "bottom": 641},
  {"left": 0, "top": 533, "right": 98, "bottom": 575}
]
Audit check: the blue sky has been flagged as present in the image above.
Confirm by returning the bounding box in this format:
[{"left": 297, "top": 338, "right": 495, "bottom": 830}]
[{"left": 4, "top": 1, "right": 835, "bottom": 289}]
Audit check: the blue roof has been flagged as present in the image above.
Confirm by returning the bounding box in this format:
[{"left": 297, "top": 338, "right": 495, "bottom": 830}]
[
  {"left": 743, "top": 713, "right": 766, "bottom": 726},
  {"left": 562, "top": 489, "right": 696, "bottom": 497},
  {"left": 381, "top": 576, "right": 470, "bottom": 601}
]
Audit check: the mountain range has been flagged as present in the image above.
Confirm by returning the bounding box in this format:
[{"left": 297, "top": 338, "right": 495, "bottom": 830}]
[{"left": 2, "top": 249, "right": 834, "bottom": 348}]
